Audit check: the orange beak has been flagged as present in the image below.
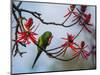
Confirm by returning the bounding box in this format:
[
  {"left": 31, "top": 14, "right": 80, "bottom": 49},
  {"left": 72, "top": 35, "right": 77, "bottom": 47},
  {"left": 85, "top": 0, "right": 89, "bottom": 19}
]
[{"left": 48, "top": 36, "right": 53, "bottom": 45}]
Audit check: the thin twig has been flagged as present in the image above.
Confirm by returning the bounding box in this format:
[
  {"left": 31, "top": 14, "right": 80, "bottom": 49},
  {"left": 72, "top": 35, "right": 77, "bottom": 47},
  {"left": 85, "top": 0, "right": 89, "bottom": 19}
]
[
  {"left": 74, "top": 26, "right": 85, "bottom": 40},
  {"left": 62, "top": 14, "right": 71, "bottom": 24},
  {"left": 48, "top": 47, "right": 64, "bottom": 54},
  {"left": 12, "top": 3, "right": 82, "bottom": 61},
  {"left": 34, "top": 42, "right": 80, "bottom": 61},
  {"left": 47, "top": 46, "right": 62, "bottom": 51},
  {"left": 17, "top": 2, "right": 22, "bottom": 8},
  {"left": 13, "top": 3, "right": 78, "bottom": 28},
  {"left": 12, "top": 8, "right": 26, "bottom": 57}
]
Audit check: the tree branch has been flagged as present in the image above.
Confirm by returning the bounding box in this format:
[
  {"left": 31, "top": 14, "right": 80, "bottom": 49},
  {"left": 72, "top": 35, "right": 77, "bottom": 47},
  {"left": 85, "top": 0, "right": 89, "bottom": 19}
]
[
  {"left": 12, "top": 2, "right": 86, "bottom": 61},
  {"left": 33, "top": 42, "right": 80, "bottom": 61},
  {"left": 12, "top": 7, "right": 26, "bottom": 57},
  {"left": 17, "top": 2, "right": 22, "bottom": 8},
  {"left": 13, "top": 3, "right": 78, "bottom": 28}
]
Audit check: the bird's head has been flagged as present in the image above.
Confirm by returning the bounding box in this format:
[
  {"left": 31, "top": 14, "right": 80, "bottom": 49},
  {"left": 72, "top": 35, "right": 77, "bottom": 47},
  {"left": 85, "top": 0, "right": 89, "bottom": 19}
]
[{"left": 43, "top": 31, "right": 53, "bottom": 45}]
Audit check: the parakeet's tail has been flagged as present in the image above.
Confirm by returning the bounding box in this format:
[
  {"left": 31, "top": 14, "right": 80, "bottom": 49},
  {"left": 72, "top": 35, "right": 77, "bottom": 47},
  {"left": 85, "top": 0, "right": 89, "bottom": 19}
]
[{"left": 32, "top": 51, "right": 42, "bottom": 68}]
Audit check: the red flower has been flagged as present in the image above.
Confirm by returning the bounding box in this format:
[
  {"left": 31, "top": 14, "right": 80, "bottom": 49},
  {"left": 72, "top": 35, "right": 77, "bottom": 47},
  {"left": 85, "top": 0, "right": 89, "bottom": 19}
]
[
  {"left": 24, "top": 18, "right": 33, "bottom": 31},
  {"left": 81, "top": 5, "right": 87, "bottom": 13},
  {"left": 81, "top": 13, "right": 92, "bottom": 33},
  {"left": 70, "top": 5, "right": 76, "bottom": 11},
  {"left": 87, "top": 45, "right": 96, "bottom": 57},
  {"left": 16, "top": 18, "right": 38, "bottom": 45},
  {"left": 64, "top": 5, "right": 77, "bottom": 17},
  {"left": 72, "top": 12, "right": 92, "bottom": 33},
  {"left": 73, "top": 41, "right": 90, "bottom": 60},
  {"left": 83, "top": 13, "right": 92, "bottom": 25},
  {"left": 73, "top": 5, "right": 87, "bottom": 21},
  {"left": 16, "top": 31, "right": 37, "bottom": 45},
  {"left": 60, "top": 33, "right": 77, "bottom": 56}
]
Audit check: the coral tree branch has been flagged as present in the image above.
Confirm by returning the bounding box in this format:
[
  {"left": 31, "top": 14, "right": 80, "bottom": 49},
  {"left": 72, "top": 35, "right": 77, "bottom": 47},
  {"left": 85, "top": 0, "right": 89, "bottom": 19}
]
[{"left": 12, "top": 2, "right": 85, "bottom": 61}]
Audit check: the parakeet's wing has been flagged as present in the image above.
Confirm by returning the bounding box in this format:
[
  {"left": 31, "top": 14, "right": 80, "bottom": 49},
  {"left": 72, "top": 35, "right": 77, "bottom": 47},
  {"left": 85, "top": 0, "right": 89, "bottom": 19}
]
[
  {"left": 32, "top": 32, "right": 52, "bottom": 68},
  {"left": 38, "top": 35, "right": 48, "bottom": 50}
]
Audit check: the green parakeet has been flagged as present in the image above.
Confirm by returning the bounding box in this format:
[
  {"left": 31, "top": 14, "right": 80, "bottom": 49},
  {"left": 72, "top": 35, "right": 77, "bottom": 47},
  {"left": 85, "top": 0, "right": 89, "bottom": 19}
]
[{"left": 32, "top": 31, "right": 53, "bottom": 68}]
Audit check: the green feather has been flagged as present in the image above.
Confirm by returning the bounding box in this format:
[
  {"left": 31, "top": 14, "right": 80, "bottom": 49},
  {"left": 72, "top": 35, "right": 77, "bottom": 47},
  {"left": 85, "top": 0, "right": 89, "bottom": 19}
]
[{"left": 32, "top": 31, "right": 52, "bottom": 68}]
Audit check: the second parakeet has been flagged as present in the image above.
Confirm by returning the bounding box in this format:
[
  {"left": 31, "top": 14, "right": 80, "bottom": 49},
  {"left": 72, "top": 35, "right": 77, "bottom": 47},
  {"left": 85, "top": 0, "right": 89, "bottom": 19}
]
[{"left": 32, "top": 31, "right": 53, "bottom": 68}]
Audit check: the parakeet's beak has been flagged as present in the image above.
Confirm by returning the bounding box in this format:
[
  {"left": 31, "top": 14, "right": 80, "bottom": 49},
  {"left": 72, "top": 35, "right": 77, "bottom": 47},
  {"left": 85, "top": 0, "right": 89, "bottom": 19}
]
[{"left": 48, "top": 36, "right": 53, "bottom": 45}]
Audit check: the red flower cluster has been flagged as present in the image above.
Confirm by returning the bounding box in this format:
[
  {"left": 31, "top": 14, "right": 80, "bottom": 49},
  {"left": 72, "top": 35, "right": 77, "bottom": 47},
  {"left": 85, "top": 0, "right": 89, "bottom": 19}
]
[
  {"left": 64, "top": 5, "right": 77, "bottom": 17},
  {"left": 72, "top": 9, "right": 92, "bottom": 33},
  {"left": 16, "top": 31, "right": 37, "bottom": 45},
  {"left": 24, "top": 18, "right": 33, "bottom": 31},
  {"left": 83, "top": 13, "right": 92, "bottom": 25},
  {"left": 81, "top": 5, "right": 87, "bottom": 13},
  {"left": 16, "top": 18, "right": 38, "bottom": 45},
  {"left": 60, "top": 33, "right": 77, "bottom": 56},
  {"left": 81, "top": 13, "right": 92, "bottom": 33},
  {"left": 70, "top": 5, "right": 76, "bottom": 11},
  {"left": 73, "top": 41, "right": 90, "bottom": 60}
]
